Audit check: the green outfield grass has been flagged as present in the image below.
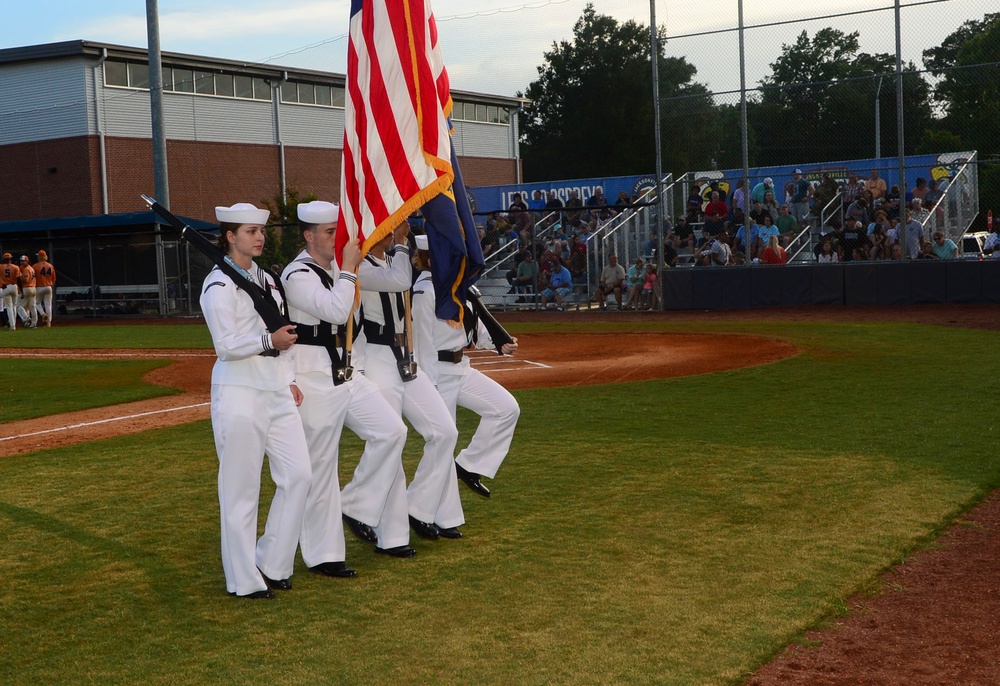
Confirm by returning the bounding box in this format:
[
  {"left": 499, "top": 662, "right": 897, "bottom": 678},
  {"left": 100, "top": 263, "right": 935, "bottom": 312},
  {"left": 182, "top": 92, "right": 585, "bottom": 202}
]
[
  {"left": 2, "top": 322, "right": 211, "bottom": 349},
  {"left": 2, "top": 358, "right": 180, "bottom": 421},
  {"left": 0, "top": 319, "right": 998, "bottom": 685}
]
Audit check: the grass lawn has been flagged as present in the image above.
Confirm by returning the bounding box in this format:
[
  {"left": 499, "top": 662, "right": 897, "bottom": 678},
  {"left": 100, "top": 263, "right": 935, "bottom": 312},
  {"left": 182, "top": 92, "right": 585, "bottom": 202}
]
[{"left": 0, "top": 319, "right": 997, "bottom": 685}]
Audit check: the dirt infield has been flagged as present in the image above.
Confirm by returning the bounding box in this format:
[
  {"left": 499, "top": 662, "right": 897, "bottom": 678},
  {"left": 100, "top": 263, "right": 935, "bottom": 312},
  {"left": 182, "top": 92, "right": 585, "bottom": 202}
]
[{"left": 3, "top": 303, "right": 999, "bottom": 683}]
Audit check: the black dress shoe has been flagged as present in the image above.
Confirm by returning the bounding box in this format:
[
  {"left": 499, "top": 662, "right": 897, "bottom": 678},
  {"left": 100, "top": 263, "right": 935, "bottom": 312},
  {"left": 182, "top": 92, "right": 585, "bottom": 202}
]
[
  {"left": 374, "top": 545, "right": 417, "bottom": 558},
  {"left": 409, "top": 515, "right": 440, "bottom": 540},
  {"left": 309, "top": 561, "right": 357, "bottom": 578},
  {"left": 436, "top": 526, "right": 463, "bottom": 539},
  {"left": 455, "top": 464, "right": 491, "bottom": 498},
  {"left": 259, "top": 569, "right": 291, "bottom": 591},
  {"left": 230, "top": 589, "right": 276, "bottom": 600},
  {"left": 343, "top": 514, "right": 378, "bottom": 543}
]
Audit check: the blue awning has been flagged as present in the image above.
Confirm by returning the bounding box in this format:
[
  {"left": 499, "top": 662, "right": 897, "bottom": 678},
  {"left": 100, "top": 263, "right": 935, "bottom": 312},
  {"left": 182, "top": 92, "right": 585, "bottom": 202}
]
[{"left": 0, "top": 211, "right": 216, "bottom": 236}]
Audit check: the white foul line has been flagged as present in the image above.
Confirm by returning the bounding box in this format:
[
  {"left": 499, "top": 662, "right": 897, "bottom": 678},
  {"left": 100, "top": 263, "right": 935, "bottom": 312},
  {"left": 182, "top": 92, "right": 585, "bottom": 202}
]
[{"left": 0, "top": 402, "right": 211, "bottom": 442}]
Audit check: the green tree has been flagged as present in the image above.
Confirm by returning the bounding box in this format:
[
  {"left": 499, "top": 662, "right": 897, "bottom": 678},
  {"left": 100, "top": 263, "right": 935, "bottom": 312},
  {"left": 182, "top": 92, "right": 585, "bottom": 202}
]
[
  {"left": 259, "top": 188, "right": 314, "bottom": 273},
  {"left": 519, "top": 3, "right": 716, "bottom": 181},
  {"left": 756, "top": 28, "right": 932, "bottom": 165}
]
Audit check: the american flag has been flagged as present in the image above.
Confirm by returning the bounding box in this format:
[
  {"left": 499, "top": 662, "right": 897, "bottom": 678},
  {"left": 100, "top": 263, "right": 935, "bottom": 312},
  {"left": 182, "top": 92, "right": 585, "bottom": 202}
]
[{"left": 339, "top": 0, "right": 483, "bottom": 323}]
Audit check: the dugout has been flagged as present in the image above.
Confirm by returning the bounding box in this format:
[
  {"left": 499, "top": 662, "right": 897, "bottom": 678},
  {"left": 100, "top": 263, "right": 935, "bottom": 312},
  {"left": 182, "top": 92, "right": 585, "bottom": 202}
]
[
  {"left": 0, "top": 211, "right": 216, "bottom": 316},
  {"left": 660, "top": 259, "right": 1000, "bottom": 310}
]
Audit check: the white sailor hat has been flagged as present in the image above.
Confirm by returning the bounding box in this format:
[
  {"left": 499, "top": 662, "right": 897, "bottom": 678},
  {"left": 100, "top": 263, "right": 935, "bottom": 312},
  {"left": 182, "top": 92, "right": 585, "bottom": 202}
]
[
  {"left": 414, "top": 234, "right": 429, "bottom": 251},
  {"left": 297, "top": 200, "right": 340, "bottom": 225},
  {"left": 215, "top": 203, "right": 270, "bottom": 225}
]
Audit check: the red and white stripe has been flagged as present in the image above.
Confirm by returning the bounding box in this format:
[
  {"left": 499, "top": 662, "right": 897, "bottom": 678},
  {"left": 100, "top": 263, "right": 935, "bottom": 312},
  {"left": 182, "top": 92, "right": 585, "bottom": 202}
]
[{"left": 341, "top": 0, "right": 455, "bottom": 256}]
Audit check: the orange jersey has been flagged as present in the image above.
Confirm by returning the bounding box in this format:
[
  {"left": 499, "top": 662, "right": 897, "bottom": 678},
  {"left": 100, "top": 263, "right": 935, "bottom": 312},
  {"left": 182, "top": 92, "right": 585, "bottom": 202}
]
[
  {"left": 19, "top": 264, "right": 36, "bottom": 288},
  {"left": 33, "top": 261, "right": 56, "bottom": 287},
  {"left": 0, "top": 263, "right": 19, "bottom": 286}
]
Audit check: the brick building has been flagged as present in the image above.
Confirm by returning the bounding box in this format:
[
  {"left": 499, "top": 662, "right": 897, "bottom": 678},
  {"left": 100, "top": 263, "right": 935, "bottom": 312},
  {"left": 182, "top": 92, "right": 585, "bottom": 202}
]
[{"left": 0, "top": 40, "right": 523, "bottom": 223}]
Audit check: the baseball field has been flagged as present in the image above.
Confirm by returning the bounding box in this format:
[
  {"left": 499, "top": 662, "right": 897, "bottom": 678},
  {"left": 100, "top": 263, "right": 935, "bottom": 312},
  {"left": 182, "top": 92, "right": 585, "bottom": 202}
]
[{"left": 1, "top": 304, "right": 998, "bottom": 685}]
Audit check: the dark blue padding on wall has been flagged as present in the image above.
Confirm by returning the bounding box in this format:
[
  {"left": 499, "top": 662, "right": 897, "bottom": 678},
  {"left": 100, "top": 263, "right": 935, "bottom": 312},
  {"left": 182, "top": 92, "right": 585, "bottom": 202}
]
[
  {"left": 910, "top": 261, "right": 947, "bottom": 303},
  {"left": 692, "top": 269, "right": 726, "bottom": 310},
  {"left": 812, "top": 264, "right": 844, "bottom": 304},
  {"left": 719, "top": 268, "right": 752, "bottom": 309},
  {"left": 844, "top": 263, "right": 878, "bottom": 305},
  {"left": 876, "top": 262, "right": 912, "bottom": 304},
  {"left": 662, "top": 268, "right": 693, "bottom": 310},
  {"left": 750, "top": 267, "right": 783, "bottom": 307},
  {"left": 946, "top": 260, "right": 983, "bottom": 303},
  {"left": 981, "top": 259, "right": 1000, "bottom": 304},
  {"left": 780, "top": 266, "right": 813, "bottom": 306}
]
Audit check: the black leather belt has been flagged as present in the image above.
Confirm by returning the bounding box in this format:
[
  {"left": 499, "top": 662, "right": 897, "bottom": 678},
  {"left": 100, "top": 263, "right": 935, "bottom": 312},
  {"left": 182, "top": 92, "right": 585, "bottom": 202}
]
[{"left": 437, "top": 349, "right": 464, "bottom": 363}]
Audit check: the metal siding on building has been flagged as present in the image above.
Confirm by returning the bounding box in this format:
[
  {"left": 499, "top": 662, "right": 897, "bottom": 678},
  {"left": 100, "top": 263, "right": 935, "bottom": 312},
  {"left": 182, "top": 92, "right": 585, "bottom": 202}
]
[
  {"left": 190, "top": 97, "right": 274, "bottom": 143},
  {"left": 279, "top": 103, "right": 344, "bottom": 148},
  {"left": 452, "top": 121, "right": 509, "bottom": 159},
  {"left": 103, "top": 90, "right": 275, "bottom": 143},
  {"left": 0, "top": 58, "right": 91, "bottom": 144}
]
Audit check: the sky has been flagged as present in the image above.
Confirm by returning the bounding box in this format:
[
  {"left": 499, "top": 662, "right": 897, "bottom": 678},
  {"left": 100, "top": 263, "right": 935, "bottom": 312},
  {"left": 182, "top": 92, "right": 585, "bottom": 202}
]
[{"left": 0, "top": 0, "right": 993, "bottom": 97}]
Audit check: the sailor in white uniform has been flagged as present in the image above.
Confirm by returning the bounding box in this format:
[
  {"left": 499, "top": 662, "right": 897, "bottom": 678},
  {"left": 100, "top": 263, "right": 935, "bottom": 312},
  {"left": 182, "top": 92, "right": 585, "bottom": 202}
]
[
  {"left": 411, "top": 234, "right": 520, "bottom": 499},
  {"left": 200, "top": 202, "right": 312, "bottom": 599},
  {"left": 281, "top": 201, "right": 410, "bottom": 568},
  {"left": 354, "top": 225, "right": 463, "bottom": 543}
]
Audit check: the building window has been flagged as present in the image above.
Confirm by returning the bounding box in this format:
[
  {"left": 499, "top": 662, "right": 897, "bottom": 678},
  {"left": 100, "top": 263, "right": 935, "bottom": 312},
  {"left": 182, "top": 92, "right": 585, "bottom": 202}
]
[
  {"left": 253, "top": 77, "right": 272, "bottom": 100},
  {"left": 215, "top": 73, "right": 235, "bottom": 97},
  {"left": 297, "top": 82, "right": 316, "bottom": 105},
  {"left": 234, "top": 75, "right": 254, "bottom": 99},
  {"left": 104, "top": 60, "right": 128, "bottom": 87},
  {"left": 315, "top": 84, "right": 332, "bottom": 107},
  {"left": 194, "top": 70, "right": 214, "bottom": 95},
  {"left": 332, "top": 86, "right": 345, "bottom": 108},
  {"left": 127, "top": 62, "right": 149, "bottom": 89}
]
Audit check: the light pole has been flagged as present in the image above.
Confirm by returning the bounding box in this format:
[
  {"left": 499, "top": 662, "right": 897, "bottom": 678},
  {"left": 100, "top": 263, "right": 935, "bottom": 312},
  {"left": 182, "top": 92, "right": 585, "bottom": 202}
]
[{"left": 867, "top": 70, "right": 884, "bottom": 160}]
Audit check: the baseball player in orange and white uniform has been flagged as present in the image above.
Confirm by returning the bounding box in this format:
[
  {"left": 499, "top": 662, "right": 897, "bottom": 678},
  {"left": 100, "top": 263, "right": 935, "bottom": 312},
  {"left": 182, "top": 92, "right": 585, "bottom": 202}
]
[
  {"left": 17, "top": 255, "right": 37, "bottom": 329},
  {"left": 33, "top": 250, "right": 56, "bottom": 327},
  {"left": 0, "top": 253, "right": 20, "bottom": 330}
]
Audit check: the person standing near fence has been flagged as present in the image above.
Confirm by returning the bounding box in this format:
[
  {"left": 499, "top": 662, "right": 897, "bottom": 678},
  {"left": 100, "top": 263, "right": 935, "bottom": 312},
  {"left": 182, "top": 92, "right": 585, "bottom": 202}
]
[
  {"left": 33, "top": 250, "right": 55, "bottom": 327},
  {"left": 0, "top": 253, "right": 19, "bottom": 330},
  {"left": 16, "top": 256, "right": 37, "bottom": 329},
  {"left": 200, "top": 202, "right": 312, "bottom": 599}
]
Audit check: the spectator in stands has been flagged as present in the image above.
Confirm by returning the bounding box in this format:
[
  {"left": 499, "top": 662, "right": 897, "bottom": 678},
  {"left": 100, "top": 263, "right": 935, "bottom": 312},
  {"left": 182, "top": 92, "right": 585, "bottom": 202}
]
[
  {"left": 868, "top": 221, "right": 891, "bottom": 260},
  {"left": 539, "top": 259, "right": 572, "bottom": 311},
  {"left": 748, "top": 199, "right": 768, "bottom": 228},
  {"left": 544, "top": 191, "right": 564, "bottom": 227},
  {"left": 506, "top": 248, "right": 538, "bottom": 301},
  {"left": 984, "top": 224, "right": 1000, "bottom": 256},
  {"left": 509, "top": 192, "right": 532, "bottom": 238},
  {"left": 917, "top": 241, "right": 938, "bottom": 260},
  {"left": 774, "top": 204, "right": 798, "bottom": 243},
  {"left": 865, "top": 169, "right": 887, "bottom": 201},
  {"left": 733, "top": 219, "right": 759, "bottom": 259},
  {"left": 842, "top": 171, "right": 864, "bottom": 209},
  {"left": 624, "top": 257, "right": 645, "bottom": 309},
  {"left": 889, "top": 243, "right": 904, "bottom": 260},
  {"left": 845, "top": 195, "right": 869, "bottom": 228},
  {"left": 687, "top": 184, "right": 703, "bottom": 222},
  {"left": 817, "top": 237, "right": 839, "bottom": 263},
  {"left": 585, "top": 186, "right": 605, "bottom": 217},
  {"left": 614, "top": 190, "right": 631, "bottom": 214},
  {"left": 812, "top": 173, "right": 840, "bottom": 218},
  {"left": 563, "top": 190, "right": 584, "bottom": 229},
  {"left": 593, "top": 254, "right": 626, "bottom": 311},
  {"left": 867, "top": 209, "right": 891, "bottom": 236},
  {"left": 755, "top": 214, "right": 781, "bottom": 256},
  {"left": 731, "top": 179, "right": 747, "bottom": 221},
  {"left": 902, "top": 209, "right": 926, "bottom": 259},
  {"left": 884, "top": 185, "right": 902, "bottom": 221},
  {"left": 703, "top": 191, "right": 728, "bottom": 238},
  {"left": 841, "top": 218, "right": 867, "bottom": 262},
  {"left": 706, "top": 229, "right": 733, "bottom": 266},
  {"left": 529, "top": 190, "right": 547, "bottom": 222},
  {"left": 566, "top": 235, "right": 587, "bottom": 279},
  {"left": 762, "top": 190, "right": 780, "bottom": 222},
  {"left": 816, "top": 223, "right": 846, "bottom": 260},
  {"left": 790, "top": 169, "right": 812, "bottom": 225},
  {"left": 639, "top": 263, "right": 659, "bottom": 311},
  {"left": 751, "top": 177, "right": 775, "bottom": 204},
  {"left": 672, "top": 216, "right": 696, "bottom": 251},
  {"left": 481, "top": 213, "right": 506, "bottom": 255},
  {"left": 911, "top": 197, "right": 930, "bottom": 225},
  {"left": 924, "top": 179, "right": 943, "bottom": 209},
  {"left": 760, "top": 235, "right": 788, "bottom": 264},
  {"left": 930, "top": 231, "right": 958, "bottom": 259},
  {"left": 911, "top": 177, "right": 929, "bottom": 205}
]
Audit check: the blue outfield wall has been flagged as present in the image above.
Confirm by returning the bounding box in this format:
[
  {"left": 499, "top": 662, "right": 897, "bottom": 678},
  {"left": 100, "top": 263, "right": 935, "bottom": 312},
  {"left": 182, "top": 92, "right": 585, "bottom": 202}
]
[
  {"left": 468, "top": 151, "right": 975, "bottom": 215},
  {"left": 661, "top": 259, "right": 1000, "bottom": 310}
]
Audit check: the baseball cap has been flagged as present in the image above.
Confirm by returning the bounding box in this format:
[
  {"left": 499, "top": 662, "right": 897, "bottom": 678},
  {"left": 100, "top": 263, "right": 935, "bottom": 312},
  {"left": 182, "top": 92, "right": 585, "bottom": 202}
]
[
  {"left": 19, "top": 255, "right": 28, "bottom": 262},
  {"left": 764, "top": 177, "right": 772, "bottom": 185},
  {"left": 794, "top": 168, "right": 802, "bottom": 174},
  {"left": 2, "top": 252, "right": 10, "bottom": 259},
  {"left": 37, "top": 249, "right": 47, "bottom": 259}
]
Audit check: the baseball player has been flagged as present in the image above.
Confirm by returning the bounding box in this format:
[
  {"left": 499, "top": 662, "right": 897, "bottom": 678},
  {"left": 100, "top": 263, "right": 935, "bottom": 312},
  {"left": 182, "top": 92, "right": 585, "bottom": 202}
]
[
  {"left": 353, "top": 225, "right": 463, "bottom": 545},
  {"left": 33, "top": 250, "right": 56, "bottom": 327},
  {"left": 280, "top": 200, "right": 409, "bottom": 572},
  {"left": 0, "top": 253, "right": 19, "bottom": 329},
  {"left": 411, "top": 234, "right": 520, "bottom": 501},
  {"left": 16, "top": 256, "right": 37, "bottom": 329},
  {"left": 200, "top": 202, "right": 312, "bottom": 599}
]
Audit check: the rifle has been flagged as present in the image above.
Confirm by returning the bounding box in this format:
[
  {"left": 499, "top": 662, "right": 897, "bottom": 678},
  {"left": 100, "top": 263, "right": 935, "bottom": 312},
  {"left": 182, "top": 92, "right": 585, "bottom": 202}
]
[
  {"left": 141, "top": 194, "right": 289, "bottom": 334},
  {"left": 467, "top": 285, "right": 515, "bottom": 354},
  {"left": 399, "top": 290, "right": 418, "bottom": 382}
]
